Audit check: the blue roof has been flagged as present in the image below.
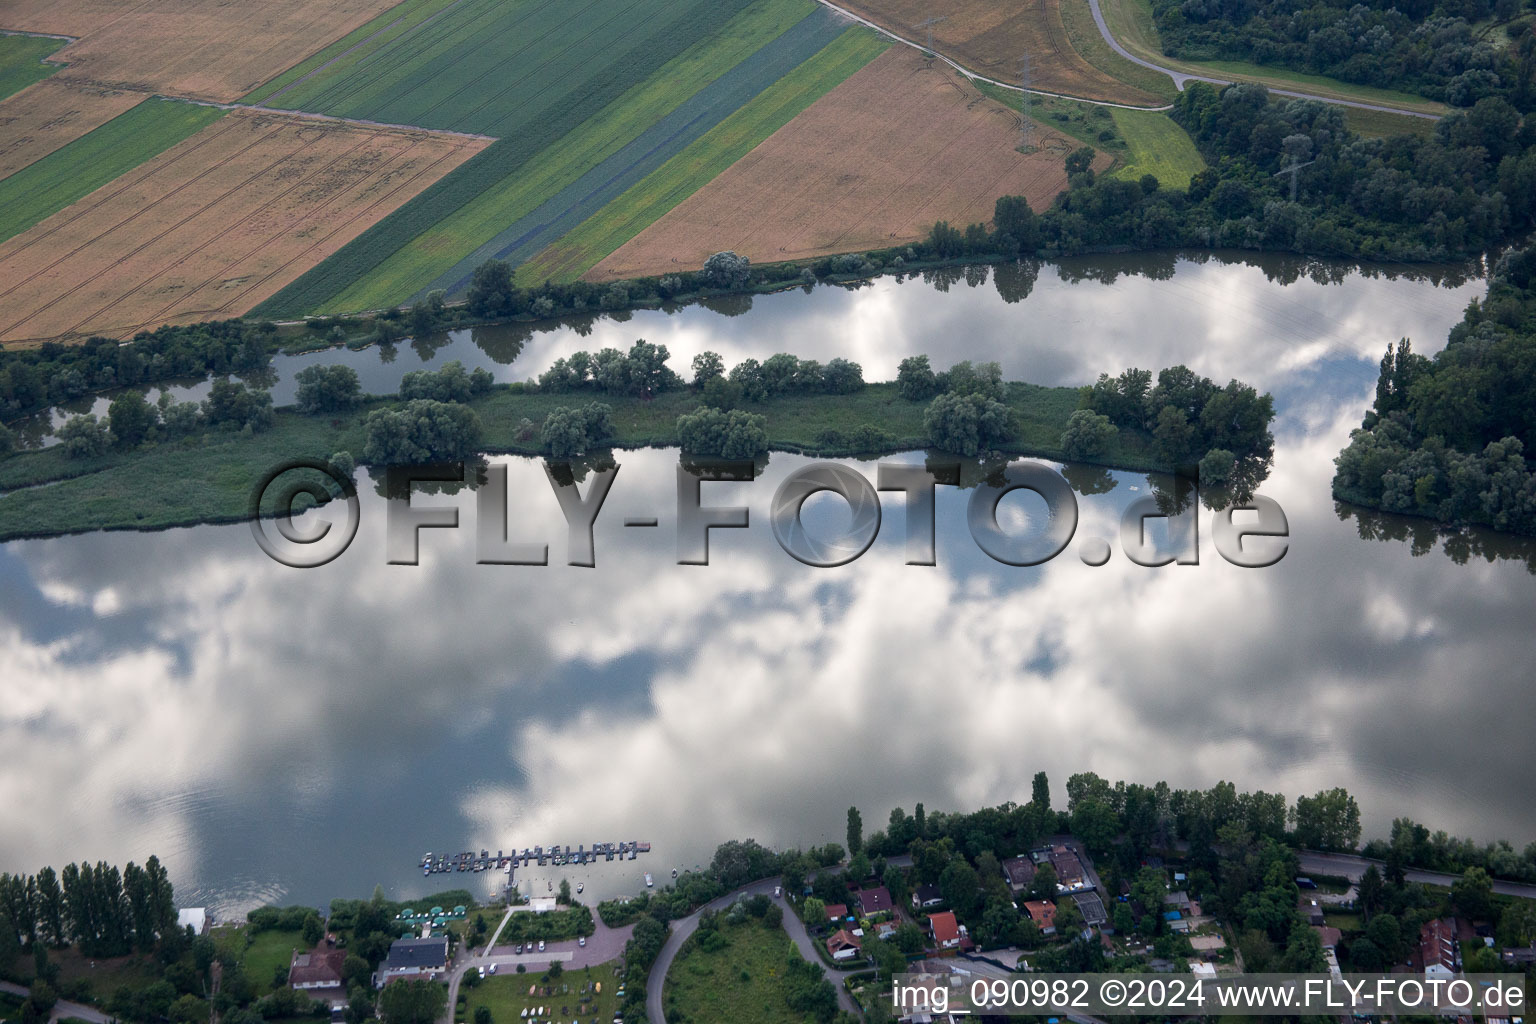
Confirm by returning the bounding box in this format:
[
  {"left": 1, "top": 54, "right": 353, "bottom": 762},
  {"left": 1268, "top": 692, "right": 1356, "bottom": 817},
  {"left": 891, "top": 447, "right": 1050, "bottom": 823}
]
[{"left": 1164, "top": 910, "right": 1182, "bottom": 921}]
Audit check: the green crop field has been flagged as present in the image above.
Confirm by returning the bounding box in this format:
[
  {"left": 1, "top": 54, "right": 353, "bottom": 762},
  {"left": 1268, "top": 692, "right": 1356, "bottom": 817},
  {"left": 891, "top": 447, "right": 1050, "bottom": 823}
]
[
  {"left": 0, "top": 33, "right": 65, "bottom": 101},
  {"left": 519, "top": 28, "right": 889, "bottom": 285},
  {"left": 258, "top": 0, "right": 817, "bottom": 317},
  {"left": 0, "top": 98, "right": 223, "bottom": 243},
  {"left": 242, "top": 0, "right": 461, "bottom": 106},
  {"left": 266, "top": 0, "right": 750, "bottom": 137},
  {"left": 1109, "top": 108, "right": 1204, "bottom": 188}
]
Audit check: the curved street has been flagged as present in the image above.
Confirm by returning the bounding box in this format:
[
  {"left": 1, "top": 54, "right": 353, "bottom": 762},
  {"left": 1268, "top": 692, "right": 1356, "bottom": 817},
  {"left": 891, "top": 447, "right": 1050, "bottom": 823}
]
[{"left": 814, "top": 0, "right": 1443, "bottom": 120}]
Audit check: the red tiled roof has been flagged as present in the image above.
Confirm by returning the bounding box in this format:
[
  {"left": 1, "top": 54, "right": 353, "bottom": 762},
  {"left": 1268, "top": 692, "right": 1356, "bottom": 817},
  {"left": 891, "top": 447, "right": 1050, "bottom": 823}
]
[
  {"left": 1024, "top": 900, "right": 1058, "bottom": 929},
  {"left": 824, "top": 903, "right": 847, "bottom": 920},
  {"left": 930, "top": 910, "right": 960, "bottom": 946},
  {"left": 827, "top": 929, "right": 861, "bottom": 954},
  {"left": 1418, "top": 918, "right": 1458, "bottom": 972}
]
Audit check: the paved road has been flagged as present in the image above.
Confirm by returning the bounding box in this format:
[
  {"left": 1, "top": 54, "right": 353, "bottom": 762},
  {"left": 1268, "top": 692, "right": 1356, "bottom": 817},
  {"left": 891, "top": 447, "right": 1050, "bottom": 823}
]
[
  {"left": 1082, "top": 0, "right": 1441, "bottom": 118},
  {"left": 1297, "top": 851, "right": 1536, "bottom": 899},
  {"left": 814, "top": 0, "right": 1442, "bottom": 120},
  {"left": 645, "top": 871, "right": 873, "bottom": 1024},
  {"left": 0, "top": 980, "right": 111, "bottom": 1024}
]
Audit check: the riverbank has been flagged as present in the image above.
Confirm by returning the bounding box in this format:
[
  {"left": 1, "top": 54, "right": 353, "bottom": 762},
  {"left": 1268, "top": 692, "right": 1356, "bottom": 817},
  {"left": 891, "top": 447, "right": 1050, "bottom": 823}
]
[{"left": 0, "top": 381, "right": 1178, "bottom": 544}]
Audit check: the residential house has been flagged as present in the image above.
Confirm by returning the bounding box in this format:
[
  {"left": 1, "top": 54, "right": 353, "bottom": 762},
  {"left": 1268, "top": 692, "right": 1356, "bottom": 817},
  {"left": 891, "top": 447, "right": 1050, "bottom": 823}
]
[
  {"left": 377, "top": 936, "right": 449, "bottom": 987},
  {"left": 1501, "top": 943, "right": 1536, "bottom": 967},
  {"left": 873, "top": 919, "right": 899, "bottom": 941},
  {"left": 858, "top": 886, "right": 893, "bottom": 918},
  {"left": 826, "top": 929, "right": 862, "bottom": 961},
  {"left": 1002, "top": 857, "right": 1036, "bottom": 892},
  {"left": 929, "top": 910, "right": 963, "bottom": 950},
  {"left": 1023, "top": 900, "right": 1057, "bottom": 936},
  {"left": 911, "top": 884, "right": 943, "bottom": 909},
  {"left": 825, "top": 903, "right": 848, "bottom": 923},
  {"left": 1417, "top": 918, "right": 1459, "bottom": 978},
  {"left": 289, "top": 948, "right": 346, "bottom": 1006},
  {"left": 290, "top": 948, "right": 345, "bottom": 990},
  {"left": 1049, "top": 846, "right": 1088, "bottom": 891}
]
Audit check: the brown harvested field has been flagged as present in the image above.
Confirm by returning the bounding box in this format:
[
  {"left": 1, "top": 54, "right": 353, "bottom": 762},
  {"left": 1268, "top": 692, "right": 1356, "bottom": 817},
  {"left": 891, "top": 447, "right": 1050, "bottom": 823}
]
[
  {"left": 0, "top": 79, "right": 147, "bottom": 182},
  {"left": 0, "top": 0, "right": 402, "bottom": 103},
  {"left": 588, "top": 49, "right": 1111, "bottom": 283},
  {"left": 835, "top": 0, "right": 1161, "bottom": 105},
  {"left": 0, "top": 109, "right": 488, "bottom": 344}
]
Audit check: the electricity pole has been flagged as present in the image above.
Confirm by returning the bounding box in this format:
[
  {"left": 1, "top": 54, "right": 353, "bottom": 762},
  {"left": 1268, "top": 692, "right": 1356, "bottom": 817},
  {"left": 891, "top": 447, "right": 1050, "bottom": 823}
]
[{"left": 914, "top": 15, "right": 946, "bottom": 54}]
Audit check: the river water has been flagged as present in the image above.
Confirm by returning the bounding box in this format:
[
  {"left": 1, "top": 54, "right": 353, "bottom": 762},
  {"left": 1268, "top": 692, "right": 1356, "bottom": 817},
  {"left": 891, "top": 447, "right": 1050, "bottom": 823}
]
[{"left": 4, "top": 252, "right": 1533, "bottom": 919}]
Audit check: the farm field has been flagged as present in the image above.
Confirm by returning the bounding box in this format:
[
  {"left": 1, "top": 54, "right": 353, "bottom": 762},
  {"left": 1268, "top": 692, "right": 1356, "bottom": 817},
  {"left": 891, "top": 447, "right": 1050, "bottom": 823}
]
[
  {"left": 0, "top": 33, "right": 65, "bottom": 101},
  {"left": 243, "top": 0, "right": 462, "bottom": 106},
  {"left": 590, "top": 49, "right": 1110, "bottom": 282},
  {"left": 0, "top": 97, "right": 222, "bottom": 243},
  {"left": 0, "top": 109, "right": 486, "bottom": 344},
  {"left": 262, "top": 0, "right": 754, "bottom": 136},
  {"left": 0, "top": 79, "right": 147, "bottom": 183},
  {"left": 521, "top": 28, "right": 890, "bottom": 285},
  {"left": 832, "top": 0, "right": 1165, "bottom": 105},
  {"left": 412, "top": 13, "right": 871, "bottom": 300},
  {"left": 0, "top": 0, "right": 403, "bottom": 103},
  {"left": 258, "top": 0, "right": 837, "bottom": 316},
  {"left": 1109, "top": 108, "right": 1204, "bottom": 188}
]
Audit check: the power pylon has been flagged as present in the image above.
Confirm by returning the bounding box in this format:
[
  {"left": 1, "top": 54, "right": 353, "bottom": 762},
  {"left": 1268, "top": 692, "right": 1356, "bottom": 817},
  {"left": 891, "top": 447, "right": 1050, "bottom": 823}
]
[
  {"left": 914, "top": 15, "right": 946, "bottom": 53},
  {"left": 1019, "top": 53, "right": 1033, "bottom": 150}
]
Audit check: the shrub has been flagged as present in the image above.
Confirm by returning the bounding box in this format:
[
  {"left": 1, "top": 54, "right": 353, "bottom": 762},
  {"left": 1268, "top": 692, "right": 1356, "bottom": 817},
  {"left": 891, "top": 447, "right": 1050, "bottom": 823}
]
[
  {"left": 540, "top": 402, "right": 613, "bottom": 459},
  {"left": 924, "top": 392, "right": 1013, "bottom": 456},
  {"left": 330, "top": 451, "right": 356, "bottom": 477},
  {"left": 701, "top": 251, "right": 751, "bottom": 289},
  {"left": 897, "top": 355, "right": 939, "bottom": 401},
  {"left": 676, "top": 406, "right": 767, "bottom": 459},
  {"left": 1060, "top": 409, "right": 1118, "bottom": 459},
  {"left": 362, "top": 400, "right": 483, "bottom": 464},
  {"left": 295, "top": 364, "right": 362, "bottom": 414},
  {"left": 57, "top": 414, "right": 110, "bottom": 459}
]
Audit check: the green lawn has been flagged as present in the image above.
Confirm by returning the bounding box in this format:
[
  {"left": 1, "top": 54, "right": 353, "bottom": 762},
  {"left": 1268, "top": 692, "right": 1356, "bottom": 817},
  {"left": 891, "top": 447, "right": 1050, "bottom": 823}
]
[
  {"left": 242, "top": 0, "right": 462, "bottom": 106},
  {"left": 1056, "top": 0, "right": 1177, "bottom": 104},
  {"left": 280, "top": 0, "right": 812, "bottom": 315},
  {"left": 663, "top": 919, "right": 815, "bottom": 1024},
  {"left": 973, "top": 81, "right": 1124, "bottom": 165},
  {"left": 1109, "top": 108, "right": 1204, "bottom": 188},
  {"left": 0, "top": 97, "right": 221, "bottom": 243},
  {"left": 1341, "top": 105, "right": 1438, "bottom": 139},
  {"left": 0, "top": 380, "right": 1166, "bottom": 543},
  {"left": 0, "top": 33, "right": 65, "bottom": 101},
  {"left": 242, "top": 929, "right": 311, "bottom": 996},
  {"left": 518, "top": 27, "right": 889, "bottom": 285},
  {"left": 461, "top": 963, "right": 622, "bottom": 1024}
]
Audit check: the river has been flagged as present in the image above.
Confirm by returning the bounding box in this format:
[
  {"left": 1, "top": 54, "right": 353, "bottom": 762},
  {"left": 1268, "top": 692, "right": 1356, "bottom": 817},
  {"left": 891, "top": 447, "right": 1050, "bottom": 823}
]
[{"left": 3, "top": 252, "right": 1532, "bottom": 919}]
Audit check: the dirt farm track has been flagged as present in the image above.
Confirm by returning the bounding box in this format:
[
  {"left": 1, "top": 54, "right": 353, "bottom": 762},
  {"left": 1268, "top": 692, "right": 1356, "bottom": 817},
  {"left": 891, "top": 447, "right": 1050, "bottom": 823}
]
[
  {"left": 832, "top": 0, "right": 1164, "bottom": 105},
  {"left": 590, "top": 49, "right": 1111, "bottom": 283},
  {"left": 0, "top": 110, "right": 486, "bottom": 344}
]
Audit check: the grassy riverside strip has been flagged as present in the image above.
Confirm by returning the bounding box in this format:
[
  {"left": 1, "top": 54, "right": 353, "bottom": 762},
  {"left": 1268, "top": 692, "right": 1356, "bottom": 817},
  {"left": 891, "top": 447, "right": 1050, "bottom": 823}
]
[
  {"left": 0, "top": 34, "right": 65, "bottom": 101},
  {"left": 1108, "top": 108, "right": 1204, "bottom": 189},
  {"left": 518, "top": 28, "right": 890, "bottom": 286},
  {"left": 241, "top": 0, "right": 462, "bottom": 105},
  {"left": 252, "top": 0, "right": 781, "bottom": 317},
  {"left": 0, "top": 98, "right": 222, "bottom": 243},
  {"left": 0, "top": 381, "right": 1166, "bottom": 543}
]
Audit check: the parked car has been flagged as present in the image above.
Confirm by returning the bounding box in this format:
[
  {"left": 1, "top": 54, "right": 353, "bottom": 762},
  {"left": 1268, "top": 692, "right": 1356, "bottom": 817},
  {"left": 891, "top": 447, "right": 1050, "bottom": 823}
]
[
  {"left": 578, "top": 936, "right": 586, "bottom": 947},
  {"left": 487, "top": 963, "right": 497, "bottom": 974},
  {"left": 537, "top": 939, "right": 545, "bottom": 952},
  {"left": 514, "top": 943, "right": 522, "bottom": 954}
]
